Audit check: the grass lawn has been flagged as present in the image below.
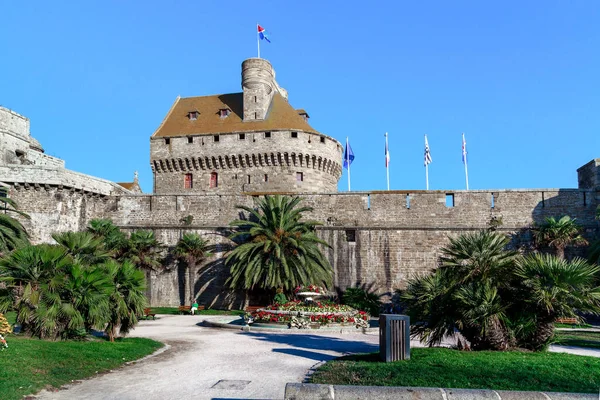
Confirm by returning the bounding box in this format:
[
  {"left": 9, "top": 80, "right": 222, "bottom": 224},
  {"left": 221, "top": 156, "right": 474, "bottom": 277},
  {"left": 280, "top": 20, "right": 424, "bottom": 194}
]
[
  {"left": 0, "top": 336, "right": 162, "bottom": 400},
  {"left": 146, "top": 307, "right": 244, "bottom": 316},
  {"left": 554, "top": 330, "right": 600, "bottom": 349},
  {"left": 554, "top": 322, "right": 593, "bottom": 329},
  {"left": 310, "top": 348, "right": 600, "bottom": 393}
]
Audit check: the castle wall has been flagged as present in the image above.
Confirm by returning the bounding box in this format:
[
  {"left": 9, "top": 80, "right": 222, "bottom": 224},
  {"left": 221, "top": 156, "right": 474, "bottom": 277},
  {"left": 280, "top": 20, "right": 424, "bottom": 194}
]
[
  {"left": 7, "top": 185, "right": 110, "bottom": 243},
  {"left": 150, "top": 129, "right": 342, "bottom": 194},
  {"left": 98, "top": 189, "right": 598, "bottom": 307}
]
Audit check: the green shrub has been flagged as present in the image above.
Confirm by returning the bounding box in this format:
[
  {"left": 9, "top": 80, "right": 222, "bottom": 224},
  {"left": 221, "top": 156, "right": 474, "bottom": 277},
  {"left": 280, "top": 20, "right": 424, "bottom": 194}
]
[{"left": 341, "top": 284, "right": 382, "bottom": 316}]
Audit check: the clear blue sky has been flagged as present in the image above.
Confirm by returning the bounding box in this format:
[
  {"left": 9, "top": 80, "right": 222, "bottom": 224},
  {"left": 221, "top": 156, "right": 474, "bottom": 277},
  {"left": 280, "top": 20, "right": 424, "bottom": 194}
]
[{"left": 2, "top": 1, "right": 599, "bottom": 193}]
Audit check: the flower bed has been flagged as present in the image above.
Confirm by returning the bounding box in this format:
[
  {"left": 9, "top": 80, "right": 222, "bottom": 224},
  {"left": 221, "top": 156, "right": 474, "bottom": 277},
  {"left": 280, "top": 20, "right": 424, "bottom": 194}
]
[
  {"left": 249, "top": 303, "right": 370, "bottom": 329},
  {"left": 294, "top": 285, "right": 326, "bottom": 294},
  {"left": 264, "top": 300, "right": 356, "bottom": 313}
]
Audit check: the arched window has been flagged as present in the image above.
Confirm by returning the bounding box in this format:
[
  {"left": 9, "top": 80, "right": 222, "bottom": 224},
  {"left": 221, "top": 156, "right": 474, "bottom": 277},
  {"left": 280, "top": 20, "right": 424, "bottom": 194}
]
[
  {"left": 184, "top": 173, "right": 193, "bottom": 189},
  {"left": 210, "top": 172, "right": 218, "bottom": 188}
]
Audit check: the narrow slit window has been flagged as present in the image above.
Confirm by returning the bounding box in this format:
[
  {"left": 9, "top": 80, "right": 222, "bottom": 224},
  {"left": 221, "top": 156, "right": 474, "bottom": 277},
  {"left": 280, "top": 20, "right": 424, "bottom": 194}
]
[
  {"left": 247, "top": 175, "right": 251, "bottom": 184},
  {"left": 583, "top": 192, "right": 587, "bottom": 206},
  {"left": 214, "top": 135, "right": 219, "bottom": 142},
  {"left": 291, "top": 131, "right": 298, "bottom": 138},
  {"left": 296, "top": 172, "right": 303, "bottom": 182},
  {"left": 367, "top": 194, "right": 371, "bottom": 210},
  {"left": 264, "top": 174, "right": 268, "bottom": 182},
  {"left": 345, "top": 230, "right": 356, "bottom": 243},
  {"left": 445, "top": 193, "right": 455, "bottom": 208},
  {"left": 406, "top": 194, "right": 410, "bottom": 209},
  {"left": 491, "top": 193, "right": 495, "bottom": 209},
  {"left": 210, "top": 172, "right": 218, "bottom": 188},
  {"left": 541, "top": 192, "right": 545, "bottom": 208},
  {"left": 187, "top": 137, "right": 193, "bottom": 144},
  {"left": 184, "top": 173, "right": 193, "bottom": 189},
  {"left": 320, "top": 136, "right": 325, "bottom": 143}
]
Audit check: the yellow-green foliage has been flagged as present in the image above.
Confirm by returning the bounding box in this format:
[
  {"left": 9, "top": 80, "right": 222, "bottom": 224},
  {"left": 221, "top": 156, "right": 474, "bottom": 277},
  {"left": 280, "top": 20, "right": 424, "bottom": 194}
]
[{"left": 0, "top": 313, "right": 12, "bottom": 335}]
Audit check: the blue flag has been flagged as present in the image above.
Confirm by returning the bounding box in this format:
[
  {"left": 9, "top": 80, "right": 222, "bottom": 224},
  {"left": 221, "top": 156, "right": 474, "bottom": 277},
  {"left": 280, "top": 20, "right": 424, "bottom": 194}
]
[{"left": 344, "top": 141, "right": 354, "bottom": 169}]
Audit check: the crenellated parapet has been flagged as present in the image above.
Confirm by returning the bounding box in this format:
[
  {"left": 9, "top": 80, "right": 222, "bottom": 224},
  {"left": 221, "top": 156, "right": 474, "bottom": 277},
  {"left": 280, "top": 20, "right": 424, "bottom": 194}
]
[{"left": 149, "top": 58, "right": 343, "bottom": 194}]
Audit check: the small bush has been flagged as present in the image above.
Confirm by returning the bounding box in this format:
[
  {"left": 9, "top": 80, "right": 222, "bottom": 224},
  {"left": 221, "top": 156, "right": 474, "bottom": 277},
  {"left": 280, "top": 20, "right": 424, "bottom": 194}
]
[{"left": 341, "top": 284, "right": 382, "bottom": 316}]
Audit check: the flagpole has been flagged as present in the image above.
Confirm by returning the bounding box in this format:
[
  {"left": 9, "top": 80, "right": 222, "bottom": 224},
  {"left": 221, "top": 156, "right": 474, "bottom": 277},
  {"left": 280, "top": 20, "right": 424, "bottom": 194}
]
[
  {"left": 346, "top": 137, "right": 351, "bottom": 191},
  {"left": 425, "top": 135, "right": 429, "bottom": 190},
  {"left": 463, "top": 133, "right": 470, "bottom": 190},
  {"left": 385, "top": 132, "right": 390, "bottom": 191},
  {"left": 257, "top": 23, "right": 260, "bottom": 58}
]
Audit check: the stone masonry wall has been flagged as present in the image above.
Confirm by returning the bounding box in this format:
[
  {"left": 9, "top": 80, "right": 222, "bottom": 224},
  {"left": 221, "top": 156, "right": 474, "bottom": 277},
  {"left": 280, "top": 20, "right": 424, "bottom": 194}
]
[
  {"left": 95, "top": 189, "right": 599, "bottom": 307},
  {"left": 150, "top": 129, "right": 343, "bottom": 194}
]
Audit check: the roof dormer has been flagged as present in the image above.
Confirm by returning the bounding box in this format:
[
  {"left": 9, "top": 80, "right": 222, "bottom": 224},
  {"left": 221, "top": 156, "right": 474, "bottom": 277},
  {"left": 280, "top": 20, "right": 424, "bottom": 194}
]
[
  {"left": 188, "top": 110, "right": 199, "bottom": 120},
  {"left": 296, "top": 109, "right": 309, "bottom": 122},
  {"left": 219, "top": 108, "right": 232, "bottom": 119}
]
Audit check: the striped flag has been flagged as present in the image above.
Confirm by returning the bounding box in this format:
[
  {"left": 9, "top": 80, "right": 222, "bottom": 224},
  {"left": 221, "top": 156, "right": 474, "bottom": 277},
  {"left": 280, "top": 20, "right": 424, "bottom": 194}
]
[
  {"left": 424, "top": 135, "right": 432, "bottom": 166},
  {"left": 462, "top": 133, "right": 467, "bottom": 164}
]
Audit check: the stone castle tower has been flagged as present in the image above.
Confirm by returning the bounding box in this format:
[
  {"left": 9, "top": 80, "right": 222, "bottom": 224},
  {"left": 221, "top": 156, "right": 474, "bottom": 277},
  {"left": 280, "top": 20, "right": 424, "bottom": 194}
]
[{"left": 150, "top": 58, "right": 343, "bottom": 194}]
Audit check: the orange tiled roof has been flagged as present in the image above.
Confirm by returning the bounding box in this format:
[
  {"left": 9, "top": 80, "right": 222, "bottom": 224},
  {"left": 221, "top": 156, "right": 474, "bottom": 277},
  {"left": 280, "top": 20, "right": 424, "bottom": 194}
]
[{"left": 152, "top": 93, "right": 318, "bottom": 137}]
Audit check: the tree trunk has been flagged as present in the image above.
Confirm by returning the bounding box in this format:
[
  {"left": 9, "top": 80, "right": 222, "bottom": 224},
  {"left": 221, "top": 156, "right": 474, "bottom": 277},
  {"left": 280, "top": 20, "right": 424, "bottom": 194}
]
[
  {"left": 188, "top": 257, "right": 196, "bottom": 305},
  {"left": 146, "top": 269, "right": 152, "bottom": 306},
  {"left": 556, "top": 246, "right": 565, "bottom": 260},
  {"left": 530, "top": 319, "right": 556, "bottom": 351}
]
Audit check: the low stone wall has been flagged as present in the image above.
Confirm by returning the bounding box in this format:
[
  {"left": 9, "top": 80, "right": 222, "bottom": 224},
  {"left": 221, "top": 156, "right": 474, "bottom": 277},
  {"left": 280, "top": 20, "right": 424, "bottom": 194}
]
[{"left": 284, "top": 383, "right": 596, "bottom": 399}]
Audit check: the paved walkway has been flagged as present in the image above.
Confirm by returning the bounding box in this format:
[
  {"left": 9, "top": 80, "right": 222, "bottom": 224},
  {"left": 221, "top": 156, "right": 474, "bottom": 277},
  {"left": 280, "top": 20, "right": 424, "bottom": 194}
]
[{"left": 34, "top": 315, "right": 600, "bottom": 400}]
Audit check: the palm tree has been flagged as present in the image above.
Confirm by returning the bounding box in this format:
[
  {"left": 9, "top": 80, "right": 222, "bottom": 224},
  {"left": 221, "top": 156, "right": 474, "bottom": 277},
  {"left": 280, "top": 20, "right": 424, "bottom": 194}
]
[
  {"left": 0, "top": 195, "right": 29, "bottom": 255},
  {"left": 101, "top": 260, "right": 146, "bottom": 342},
  {"left": 174, "top": 233, "right": 212, "bottom": 305},
  {"left": 53, "top": 231, "right": 111, "bottom": 266},
  {"left": 226, "top": 195, "right": 332, "bottom": 291},
  {"left": 0, "top": 244, "right": 113, "bottom": 339},
  {"left": 401, "top": 231, "right": 517, "bottom": 350},
  {"left": 514, "top": 253, "right": 600, "bottom": 350},
  {"left": 87, "top": 219, "right": 127, "bottom": 259},
  {"left": 124, "top": 230, "right": 162, "bottom": 305},
  {"left": 533, "top": 216, "right": 588, "bottom": 259}
]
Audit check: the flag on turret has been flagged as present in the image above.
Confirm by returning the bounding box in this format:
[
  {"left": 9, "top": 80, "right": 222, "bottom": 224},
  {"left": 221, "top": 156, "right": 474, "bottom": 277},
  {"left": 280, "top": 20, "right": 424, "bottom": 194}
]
[{"left": 258, "top": 25, "right": 271, "bottom": 43}]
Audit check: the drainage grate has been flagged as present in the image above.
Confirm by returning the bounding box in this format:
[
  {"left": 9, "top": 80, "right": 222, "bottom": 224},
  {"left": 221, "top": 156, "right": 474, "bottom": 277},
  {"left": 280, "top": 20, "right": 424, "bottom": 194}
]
[{"left": 211, "top": 380, "right": 251, "bottom": 390}]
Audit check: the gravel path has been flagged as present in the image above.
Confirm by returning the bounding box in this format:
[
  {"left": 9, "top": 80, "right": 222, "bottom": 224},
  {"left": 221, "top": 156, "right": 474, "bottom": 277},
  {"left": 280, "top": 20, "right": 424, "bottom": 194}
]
[{"left": 33, "top": 315, "right": 600, "bottom": 400}]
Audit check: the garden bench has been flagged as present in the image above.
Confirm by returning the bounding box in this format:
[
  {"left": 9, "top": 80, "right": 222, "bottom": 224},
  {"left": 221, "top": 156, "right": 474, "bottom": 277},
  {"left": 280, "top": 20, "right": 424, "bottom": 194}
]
[
  {"left": 245, "top": 306, "right": 264, "bottom": 313},
  {"left": 556, "top": 317, "right": 578, "bottom": 325},
  {"left": 143, "top": 308, "right": 156, "bottom": 320},
  {"left": 178, "top": 306, "right": 191, "bottom": 314},
  {"left": 179, "top": 305, "right": 205, "bottom": 314}
]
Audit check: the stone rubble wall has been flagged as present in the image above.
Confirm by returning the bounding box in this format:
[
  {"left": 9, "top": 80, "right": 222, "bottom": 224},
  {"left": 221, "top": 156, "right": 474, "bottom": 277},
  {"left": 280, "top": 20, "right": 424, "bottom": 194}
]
[
  {"left": 150, "top": 129, "right": 343, "bottom": 194},
  {"left": 92, "top": 189, "right": 598, "bottom": 307}
]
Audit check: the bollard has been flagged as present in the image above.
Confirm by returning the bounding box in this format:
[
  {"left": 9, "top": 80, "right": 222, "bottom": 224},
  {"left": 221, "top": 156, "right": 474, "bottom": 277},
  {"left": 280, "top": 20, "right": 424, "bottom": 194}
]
[{"left": 379, "top": 314, "right": 410, "bottom": 362}]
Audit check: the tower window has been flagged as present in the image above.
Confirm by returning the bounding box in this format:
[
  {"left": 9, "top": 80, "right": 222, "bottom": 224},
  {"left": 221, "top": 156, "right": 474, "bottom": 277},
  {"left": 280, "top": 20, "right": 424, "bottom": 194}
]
[
  {"left": 210, "top": 172, "right": 218, "bottom": 188},
  {"left": 214, "top": 135, "right": 219, "bottom": 142},
  {"left": 188, "top": 111, "right": 198, "bottom": 120},
  {"left": 296, "top": 172, "right": 303, "bottom": 182},
  {"left": 239, "top": 133, "right": 246, "bottom": 140},
  {"left": 291, "top": 132, "right": 298, "bottom": 138},
  {"left": 187, "top": 137, "right": 193, "bottom": 144},
  {"left": 345, "top": 229, "right": 356, "bottom": 243},
  {"left": 264, "top": 174, "right": 268, "bottom": 182},
  {"left": 184, "top": 173, "right": 193, "bottom": 189},
  {"left": 247, "top": 175, "right": 251, "bottom": 184},
  {"left": 165, "top": 138, "right": 170, "bottom": 145},
  {"left": 264, "top": 131, "right": 271, "bottom": 138},
  {"left": 320, "top": 136, "right": 325, "bottom": 143},
  {"left": 446, "top": 193, "right": 455, "bottom": 208}
]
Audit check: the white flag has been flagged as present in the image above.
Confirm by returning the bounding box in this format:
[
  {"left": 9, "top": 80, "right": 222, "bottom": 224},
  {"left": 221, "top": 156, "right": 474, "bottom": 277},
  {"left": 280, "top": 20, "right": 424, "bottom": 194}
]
[{"left": 424, "top": 135, "right": 432, "bottom": 166}]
